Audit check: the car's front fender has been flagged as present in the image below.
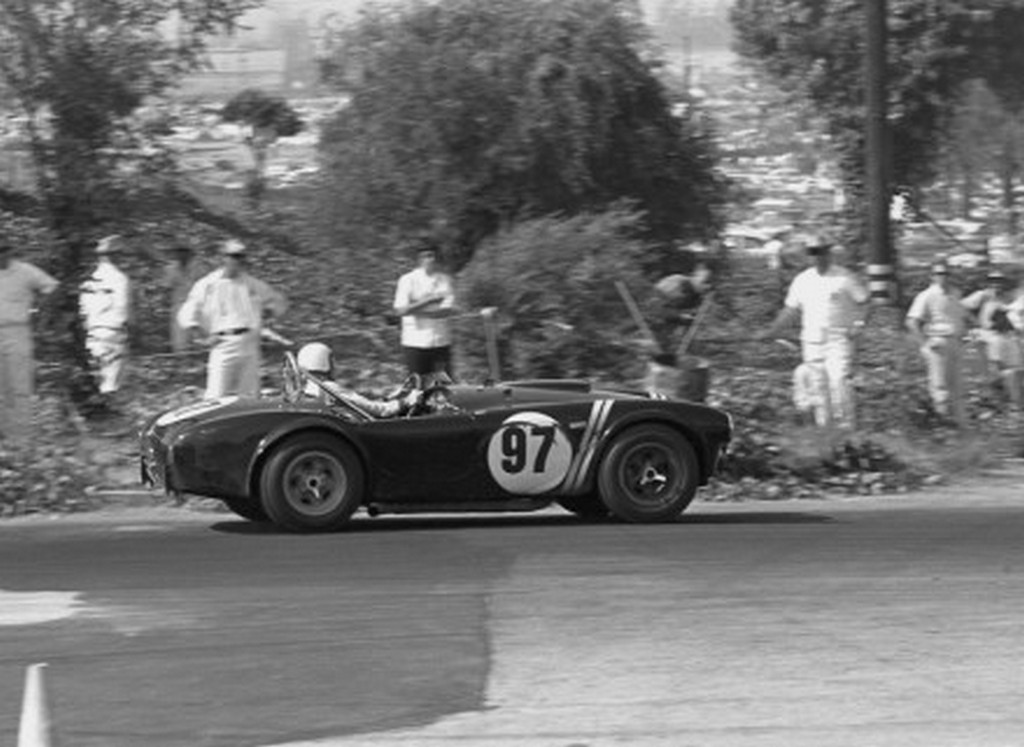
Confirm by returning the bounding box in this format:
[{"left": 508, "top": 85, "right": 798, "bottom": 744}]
[{"left": 246, "top": 416, "right": 369, "bottom": 498}]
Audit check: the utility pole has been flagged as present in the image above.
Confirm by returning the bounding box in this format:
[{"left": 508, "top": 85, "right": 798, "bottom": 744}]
[
  {"left": 682, "top": 2, "right": 693, "bottom": 95},
  {"left": 865, "top": 0, "right": 895, "bottom": 304}
]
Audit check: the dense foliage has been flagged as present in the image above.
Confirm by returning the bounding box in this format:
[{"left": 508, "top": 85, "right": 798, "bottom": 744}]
[
  {"left": 317, "top": 0, "right": 729, "bottom": 270},
  {"left": 459, "top": 208, "right": 654, "bottom": 379},
  {"left": 0, "top": 0, "right": 259, "bottom": 411},
  {"left": 729, "top": 0, "right": 1024, "bottom": 242}
]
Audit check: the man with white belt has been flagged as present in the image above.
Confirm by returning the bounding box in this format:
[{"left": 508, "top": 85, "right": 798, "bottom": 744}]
[
  {"left": 80, "top": 235, "right": 131, "bottom": 395},
  {"left": 177, "top": 239, "right": 288, "bottom": 399},
  {"left": 0, "top": 239, "right": 58, "bottom": 439},
  {"left": 759, "top": 233, "right": 869, "bottom": 430}
]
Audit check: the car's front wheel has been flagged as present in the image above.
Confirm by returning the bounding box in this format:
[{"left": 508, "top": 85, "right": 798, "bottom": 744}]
[
  {"left": 259, "top": 434, "right": 364, "bottom": 532},
  {"left": 597, "top": 425, "right": 699, "bottom": 523}
]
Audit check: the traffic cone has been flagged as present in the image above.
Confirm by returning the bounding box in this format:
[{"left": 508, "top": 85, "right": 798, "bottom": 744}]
[{"left": 17, "top": 663, "right": 53, "bottom": 747}]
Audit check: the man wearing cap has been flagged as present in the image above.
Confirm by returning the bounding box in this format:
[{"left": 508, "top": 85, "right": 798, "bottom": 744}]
[
  {"left": 393, "top": 240, "right": 458, "bottom": 378},
  {"left": 177, "top": 239, "right": 287, "bottom": 399},
  {"left": 80, "top": 235, "right": 132, "bottom": 396},
  {"left": 163, "top": 244, "right": 201, "bottom": 353},
  {"left": 962, "top": 268, "right": 1022, "bottom": 409},
  {"left": 759, "top": 233, "right": 869, "bottom": 429},
  {"left": 0, "top": 239, "right": 58, "bottom": 439},
  {"left": 906, "top": 261, "right": 969, "bottom": 424}
]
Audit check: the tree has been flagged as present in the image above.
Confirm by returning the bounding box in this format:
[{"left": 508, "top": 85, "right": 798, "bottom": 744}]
[
  {"left": 729, "top": 0, "right": 1024, "bottom": 251},
  {"left": 0, "top": 0, "right": 258, "bottom": 412},
  {"left": 974, "top": 2, "right": 1024, "bottom": 234},
  {"left": 221, "top": 88, "right": 304, "bottom": 207},
  {"left": 318, "top": 0, "right": 729, "bottom": 270}
]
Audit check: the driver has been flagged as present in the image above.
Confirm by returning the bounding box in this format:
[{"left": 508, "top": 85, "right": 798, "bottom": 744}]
[{"left": 296, "top": 342, "right": 421, "bottom": 417}]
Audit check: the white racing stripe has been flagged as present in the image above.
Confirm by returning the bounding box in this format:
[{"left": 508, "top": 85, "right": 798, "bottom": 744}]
[
  {"left": 571, "top": 400, "right": 613, "bottom": 492},
  {"left": 561, "top": 401, "right": 600, "bottom": 491},
  {"left": 563, "top": 399, "right": 612, "bottom": 493}
]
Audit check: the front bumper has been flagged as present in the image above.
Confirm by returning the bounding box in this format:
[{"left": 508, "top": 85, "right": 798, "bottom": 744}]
[{"left": 139, "top": 429, "right": 175, "bottom": 493}]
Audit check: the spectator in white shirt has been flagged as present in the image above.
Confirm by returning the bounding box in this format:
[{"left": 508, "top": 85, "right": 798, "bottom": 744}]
[
  {"left": 176, "top": 239, "right": 287, "bottom": 399},
  {"left": 0, "top": 239, "right": 58, "bottom": 439},
  {"left": 906, "top": 261, "right": 969, "bottom": 425},
  {"left": 80, "top": 235, "right": 131, "bottom": 395},
  {"left": 758, "top": 233, "right": 869, "bottom": 430},
  {"left": 393, "top": 240, "right": 458, "bottom": 379}
]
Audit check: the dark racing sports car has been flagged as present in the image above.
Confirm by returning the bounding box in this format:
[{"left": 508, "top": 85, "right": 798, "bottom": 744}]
[{"left": 140, "top": 363, "right": 732, "bottom": 532}]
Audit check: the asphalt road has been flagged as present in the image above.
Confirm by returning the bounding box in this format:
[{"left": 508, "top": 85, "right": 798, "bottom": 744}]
[{"left": 2, "top": 470, "right": 1023, "bottom": 747}]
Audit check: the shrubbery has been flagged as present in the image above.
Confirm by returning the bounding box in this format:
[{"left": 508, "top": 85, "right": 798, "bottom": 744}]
[{"left": 459, "top": 207, "right": 655, "bottom": 380}]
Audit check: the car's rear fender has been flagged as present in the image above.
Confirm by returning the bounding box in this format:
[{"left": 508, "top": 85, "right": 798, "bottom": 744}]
[
  {"left": 246, "top": 418, "right": 370, "bottom": 502},
  {"left": 574, "top": 412, "right": 717, "bottom": 494}
]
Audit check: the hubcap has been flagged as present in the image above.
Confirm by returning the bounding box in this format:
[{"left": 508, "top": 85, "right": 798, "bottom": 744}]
[
  {"left": 282, "top": 450, "right": 348, "bottom": 516},
  {"left": 622, "top": 443, "right": 677, "bottom": 507}
]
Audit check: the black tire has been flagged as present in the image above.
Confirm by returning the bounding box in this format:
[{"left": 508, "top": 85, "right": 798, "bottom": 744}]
[
  {"left": 556, "top": 494, "right": 612, "bottom": 520},
  {"left": 597, "top": 425, "right": 699, "bottom": 523},
  {"left": 259, "top": 434, "right": 364, "bottom": 532},
  {"left": 222, "top": 495, "right": 269, "bottom": 523}
]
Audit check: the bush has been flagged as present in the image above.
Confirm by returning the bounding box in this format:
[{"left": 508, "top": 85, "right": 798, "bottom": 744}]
[{"left": 459, "top": 207, "right": 655, "bottom": 380}]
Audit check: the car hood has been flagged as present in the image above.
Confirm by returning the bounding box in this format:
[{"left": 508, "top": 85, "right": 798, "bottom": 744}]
[{"left": 143, "top": 396, "right": 325, "bottom": 440}]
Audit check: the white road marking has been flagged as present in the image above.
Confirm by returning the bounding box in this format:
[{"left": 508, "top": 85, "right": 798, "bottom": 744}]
[
  {"left": 0, "top": 589, "right": 194, "bottom": 636},
  {"left": 0, "top": 590, "right": 83, "bottom": 626}
]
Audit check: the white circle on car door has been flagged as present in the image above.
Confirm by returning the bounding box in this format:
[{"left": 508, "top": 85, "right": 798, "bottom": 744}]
[{"left": 486, "top": 412, "right": 573, "bottom": 494}]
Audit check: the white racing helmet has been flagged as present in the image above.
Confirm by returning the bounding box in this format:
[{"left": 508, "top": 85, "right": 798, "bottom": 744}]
[{"left": 296, "top": 342, "right": 333, "bottom": 375}]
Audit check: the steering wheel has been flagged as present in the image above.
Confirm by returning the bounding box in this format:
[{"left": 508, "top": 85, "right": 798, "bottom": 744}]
[
  {"left": 405, "top": 378, "right": 453, "bottom": 418},
  {"left": 281, "top": 351, "right": 305, "bottom": 403}
]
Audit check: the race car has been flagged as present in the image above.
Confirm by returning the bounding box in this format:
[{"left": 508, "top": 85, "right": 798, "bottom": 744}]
[{"left": 140, "top": 361, "right": 732, "bottom": 532}]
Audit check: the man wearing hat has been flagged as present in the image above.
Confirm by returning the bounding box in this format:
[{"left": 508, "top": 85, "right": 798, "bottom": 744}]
[
  {"left": 759, "top": 232, "right": 869, "bottom": 429},
  {"left": 176, "top": 238, "right": 287, "bottom": 399},
  {"left": 163, "top": 244, "right": 201, "bottom": 353},
  {"left": 962, "top": 267, "right": 1022, "bottom": 409},
  {"left": 0, "top": 238, "right": 58, "bottom": 439},
  {"left": 906, "top": 260, "right": 969, "bottom": 424},
  {"left": 80, "top": 234, "right": 132, "bottom": 396}
]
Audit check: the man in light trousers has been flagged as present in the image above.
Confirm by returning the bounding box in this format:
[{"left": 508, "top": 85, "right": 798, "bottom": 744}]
[
  {"left": 0, "top": 239, "right": 58, "bottom": 439},
  {"left": 759, "top": 234, "right": 869, "bottom": 430},
  {"left": 906, "top": 261, "right": 968, "bottom": 425},
  {"left": 177, "top": 239, "right": 287, "bottom": 399},
  {"left": 80, "top": 235, "right": 131, "bottom": 395}
]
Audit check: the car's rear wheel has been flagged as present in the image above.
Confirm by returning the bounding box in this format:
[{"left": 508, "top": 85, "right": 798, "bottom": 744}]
[
  {"left": 556, "top": 494, "right": 612, "bottom": 520},
  {"left": 259, "top": 434, "right": 364, "bottom": 532},
  {"left": 597, "top": 425, "right": 699, "bottom": 523},
  {"left": 222, "top": 495, "right": 269, "bottom": 523}
]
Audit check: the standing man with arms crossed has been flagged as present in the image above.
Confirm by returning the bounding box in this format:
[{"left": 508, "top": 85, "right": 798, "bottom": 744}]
[
  {"left": 758, "top": 233, "right": 869, "bottom": 430},
  {"left": 393, "top": 240, "right": 458, "bottom": 379},
  {"left": 0, "top": 238, "right": 58, "bottom": 440},
  {"left": 906, "top": 260, "right": 968, "bottom": 426},
  {"left": 177, "top": 239, "right": 288, "bottom": 399},
  {"left": 80, "top": 234, "right": 131, "bottom": 398}
]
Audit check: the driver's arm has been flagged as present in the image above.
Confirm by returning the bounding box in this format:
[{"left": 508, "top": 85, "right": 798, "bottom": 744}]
[{"left": 344, "top": 390, "right": 404, "bottom": 418}]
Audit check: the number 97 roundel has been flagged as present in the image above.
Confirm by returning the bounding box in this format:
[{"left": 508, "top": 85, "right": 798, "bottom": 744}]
[{"left": 486, "top": 412, "right": 574, "bottom": 495}]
